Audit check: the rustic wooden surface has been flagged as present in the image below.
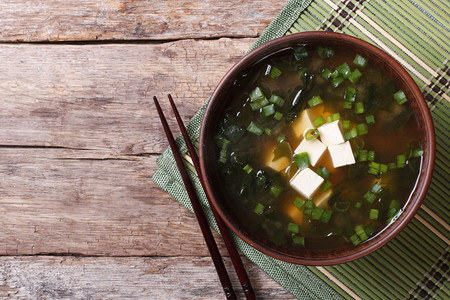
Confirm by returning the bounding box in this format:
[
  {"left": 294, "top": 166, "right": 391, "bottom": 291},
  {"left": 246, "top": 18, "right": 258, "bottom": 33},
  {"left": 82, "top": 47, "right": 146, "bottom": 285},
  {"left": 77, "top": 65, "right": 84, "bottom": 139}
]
[{"left": 0, "top": 1, "right": 296, "bottom": 299}]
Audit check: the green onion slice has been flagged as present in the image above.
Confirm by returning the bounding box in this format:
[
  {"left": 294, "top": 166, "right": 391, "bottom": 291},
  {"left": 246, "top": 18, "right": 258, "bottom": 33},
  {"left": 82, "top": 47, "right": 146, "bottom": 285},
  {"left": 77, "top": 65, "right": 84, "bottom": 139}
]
[
  {"left": 334, "top": 201, "right": 351, "bottom": 212},
  {"left": 308, "top": 95, "right": 323, "bottom": 107},
  {"left": 352, "top": 137, "right": 365, "bottom": 150},
  {"left": 305, "top": 129, "right": 320, "bottom": 141},
  {"left": 294, "top": 152, "right": 310, "bottom": 170},
  {"left": 312, "top": 116, "right": 326, "bottom": 127}
]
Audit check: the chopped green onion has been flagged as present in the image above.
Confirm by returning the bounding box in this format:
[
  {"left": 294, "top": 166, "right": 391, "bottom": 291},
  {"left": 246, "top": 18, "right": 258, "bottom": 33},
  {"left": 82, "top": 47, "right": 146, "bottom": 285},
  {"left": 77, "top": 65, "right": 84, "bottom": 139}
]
[
  {"left": 270, "top": 183, "right": 284, "bottom": 197},
  {"left": 352, "top": 137, "right": 365, "bottom": 150},
  {"left": 342, "top": 120, "right": 351, "bottom": 129},
  {"left": 354, "top": 202, "right": 362, "bottom": 209},
  {"left": 308, "top": 95, "right": 323, "bottom": 107},
  {"left": 288, "top": 222, "right": 300, "bottom": 233},
  {"left": 253, "top": 203, "right": 265, "bottom": 215},
  {"left": 368, "top": 161, "right": 380, "bottom": 175},
  {"left": 305, "top": 129, "right": 320, "bottom": 141},
  {"left": 312, "top": 116, "right": 326, "bottom": 127},
  {"left": 330, "top": 69, "right": 339, "bottom": 78},
  {"left": 344, "top": 128, "right": 358, "bottom": 140},
  {"left": 316, "top": 166, "right": 331, "bottom": 179},
  {"left": 215, "top": 134, "right": 230, "bottom": 149},
  {"left": 218, "top": 147, "right": 228, "bottom": 164},
  {"left": 264, "top": 128, "right": 272, "bottom": 135},
  {"left": 249, "top": 87, "right": 265, "bottom": 102},
  {"left": 355, "top": 225, "right": 368, "bottom": 241},
  {"left": 317, "top": 46, "right": 335, "bottom": 58},
  {"left": 331, "top": 76, "right": 344, "bottom": 88},
  {"left": 355, "top": 102, "right": 365, "bottom": 114},
  {"left": 345, "top": 87, "right": 356, "bottom": 102},
  {"left": 371, "top": 182, "right": 383, "bottom": 194},
  {"left": 358, "top": 149, "right": 368, "bottom": 162},
  {"left": 364, "top": 224, "right": 375, "bottom": 236},
  {"left": 388, "top": 162, "right": 397, "bottom": 170},
  {"left": 294, "top": 46, "right": 308, "bottom": 60},
  {"left": 356, "top": 123, "right": 368, "bottom": 136},
  {"left": 292, "top": 197, "right": 305, "bottom": 210},
  {"left": 397, "top": 154, "right": 406, "bottom": 168},
  {"left": 321, "top": 68, "right": 332, "bottom": 79},
  {"left": 262, "top": 104, "right": 276, "bottom": 117},
  {"left": 274, "top": 111, "right": 283, "bottom": 120},
  {"left": 305, "top": 199, "right": 314, "bottom": 209},
  {"left": 294, "top": 152, "right": 310, "bottom": 170},
  {"left": 311, "top": 207, "right": 324, "bottom": 220},
  {"left": 348, "top": 69, "right": 362, "bottom": 83},
  {"left": 353, "top": 54, "right": 368, "bottom": 68},
  {"left": 247, "top": 121, "right": 263, "bottom": 135},
  {"left": 298, "top": 67, "right": 308, "bottom": 79},
  {"left": 250, "top": 98, "right": 269, "bottom": 111},
  {"left": 321, "top": 180, "right": 332, "bottom": 191},
  {"left": 277, "top": 135, "right": 286, "bottom": 143},
  {"left": 336, "top": 63, "right": 351, "bottom": 78},
  {"left": 369, "top": 209, "right": 379, "bottom": 220},
  {"left": 243, "top": 164, "right": 253, "bottom": 174},
  {"left": 379, "top": 164, "right": 388, "bottom": 173},
  {"left": 412, "top": 149, "right": 423, "bottom": 157},
  {"left": 364, "top": 191, "right": 377, "bottom": 204},
  {"left": 321, "top": 210, "right": 333, "bottom": 223},
  {"left": 343, "top": 101, "right": 353, "bottom": 109},
  {"left": 292, "top": 234, "right": 305, "bottom": 246},
  {"left": 367, "top": 150, "right": 375, "bottom": 161},
  {"left": 269, "top": 66, "right": 282, "bottom": 79},
  {"left": 269, "top": 94, "right": 285, "bottom": 107},
  {"left": 334, "top": 201, "right": 351, "bottom": 212},
  {"left": 390, "top": 199, "right": 401, "bottom": 210},
  {"left": 326, "top": 112, "right": 341, "bottom": 122},
  {"left": 366, "top": 114, "right": 375, "bottom": 125},
  {"left": 387, "top": 208, "right": 397, "bottom": 218},
  {"left": 303, "top": 208, "right": 312, "bottom": 216},
  {"left": 394, "top": 90, "right": 408, "bottom": 105},
  {"left": 404, "top": 146, "right": 413, "bottom": 159},
  {"left": 350, "top": 233, "right": 361, "bottom": 246}
]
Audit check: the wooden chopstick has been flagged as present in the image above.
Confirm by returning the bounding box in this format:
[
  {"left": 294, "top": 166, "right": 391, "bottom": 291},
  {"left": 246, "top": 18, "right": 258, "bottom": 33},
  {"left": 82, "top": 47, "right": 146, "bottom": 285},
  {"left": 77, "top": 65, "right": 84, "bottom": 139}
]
[
  {"left": 167, "top": 94, "right": 256, "bottom": 300},
  {"left": 153, "top": 96, "right": 237, "bottom": 300}
]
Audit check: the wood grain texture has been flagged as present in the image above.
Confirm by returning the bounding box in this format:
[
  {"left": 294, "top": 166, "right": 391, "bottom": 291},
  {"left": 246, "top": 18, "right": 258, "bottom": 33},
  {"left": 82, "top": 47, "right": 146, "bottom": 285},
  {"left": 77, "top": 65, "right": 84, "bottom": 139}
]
[
  {"left": 0, "top": 149, "right": 225, "bottom": 256},
  {"left": 0, "top": 256, "right": 295, "bottom": 299},
  {"left": 0, "top": 0, "right": 298, "bottom": 298},
  {"left": 0, "top": 38, "right": 254, "bottom": 154},
  {"left": 0, "top": 0, "right": 287, "bottom": 42}
]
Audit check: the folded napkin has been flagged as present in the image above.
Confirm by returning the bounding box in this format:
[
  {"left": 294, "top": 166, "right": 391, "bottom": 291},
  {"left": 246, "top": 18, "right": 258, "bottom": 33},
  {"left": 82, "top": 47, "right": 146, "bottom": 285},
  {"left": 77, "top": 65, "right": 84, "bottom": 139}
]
[{"left": 153, "top": 0, "right": 449, "bottom": 298}]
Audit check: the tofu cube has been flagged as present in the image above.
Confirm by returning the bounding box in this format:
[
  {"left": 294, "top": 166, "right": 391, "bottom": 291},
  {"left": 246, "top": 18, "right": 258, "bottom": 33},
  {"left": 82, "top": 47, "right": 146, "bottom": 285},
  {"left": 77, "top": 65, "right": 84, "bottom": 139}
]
[
  {"left": 264, "top": 152, "right": 290, "bottom": 173},
  {"left": 318, "top": 120, "right": 345, "bottom": 146},
  {"left": 313, "top": 189, "right": 333, "bottom": 208},
  {"left": 291, "top": 109, "right": 314, "bottom": 139},
  {"left": 328, "top": 141, "right": 356, "bottom": 168},
  {"left": 294, "top": 137, "right": 327, "bottom": 167},
  {"left": 290, "top": 168, "right": 324, "bottom": 199}
]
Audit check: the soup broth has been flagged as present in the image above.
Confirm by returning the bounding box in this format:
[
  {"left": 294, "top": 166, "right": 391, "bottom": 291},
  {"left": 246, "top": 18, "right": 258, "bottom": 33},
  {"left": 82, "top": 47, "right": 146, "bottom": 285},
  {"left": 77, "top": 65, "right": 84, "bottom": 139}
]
[{"left": 213, "top": 45, "right": 422, "bottom": 251}]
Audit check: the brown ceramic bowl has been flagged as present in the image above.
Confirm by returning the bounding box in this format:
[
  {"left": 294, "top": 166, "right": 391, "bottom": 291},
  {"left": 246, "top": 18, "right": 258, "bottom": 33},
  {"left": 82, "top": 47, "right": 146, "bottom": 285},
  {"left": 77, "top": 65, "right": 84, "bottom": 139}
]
[{"left": 199, "top": 32, "right": 435, "bottom": 265}]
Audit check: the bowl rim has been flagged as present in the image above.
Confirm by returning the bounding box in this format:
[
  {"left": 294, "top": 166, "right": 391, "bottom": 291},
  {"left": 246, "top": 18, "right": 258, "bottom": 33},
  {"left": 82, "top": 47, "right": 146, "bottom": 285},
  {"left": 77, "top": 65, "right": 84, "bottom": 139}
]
[{"left": 199, "top": 31, "right": 435, "bottom": 265}]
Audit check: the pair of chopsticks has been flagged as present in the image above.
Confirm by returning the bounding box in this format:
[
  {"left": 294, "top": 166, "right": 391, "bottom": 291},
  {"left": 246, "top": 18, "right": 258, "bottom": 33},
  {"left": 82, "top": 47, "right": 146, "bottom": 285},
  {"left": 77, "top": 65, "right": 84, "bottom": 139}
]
[{"left": 153, "top": 94, "right": 256, "bottom": 300}]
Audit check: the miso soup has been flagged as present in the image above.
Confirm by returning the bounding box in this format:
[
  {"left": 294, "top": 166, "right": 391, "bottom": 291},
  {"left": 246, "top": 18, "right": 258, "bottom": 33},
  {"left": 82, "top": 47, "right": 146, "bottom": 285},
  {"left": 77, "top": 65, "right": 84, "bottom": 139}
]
[{"left": 213, "top": 45, "right": 422, "bottom": 251}]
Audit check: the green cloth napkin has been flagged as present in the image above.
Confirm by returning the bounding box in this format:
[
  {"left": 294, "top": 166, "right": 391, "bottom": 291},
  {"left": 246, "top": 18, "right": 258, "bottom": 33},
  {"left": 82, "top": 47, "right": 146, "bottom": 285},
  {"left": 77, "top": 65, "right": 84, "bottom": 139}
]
[{"left": 153, "top": 0, "right": 449, "bottom": 299}]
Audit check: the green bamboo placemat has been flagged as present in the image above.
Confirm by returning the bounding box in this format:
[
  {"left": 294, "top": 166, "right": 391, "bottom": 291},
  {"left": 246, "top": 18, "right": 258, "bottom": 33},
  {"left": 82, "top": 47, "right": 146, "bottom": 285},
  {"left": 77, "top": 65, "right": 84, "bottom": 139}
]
[{"left": 152, "top": 0, "right": 449, "bottom": 298}]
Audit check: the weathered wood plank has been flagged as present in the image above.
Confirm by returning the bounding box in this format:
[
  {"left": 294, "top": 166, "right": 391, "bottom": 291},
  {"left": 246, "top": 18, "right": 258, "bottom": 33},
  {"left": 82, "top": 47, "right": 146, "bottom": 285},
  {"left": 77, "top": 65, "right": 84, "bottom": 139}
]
[
  {"left": 0, "top": 38, "right": 254, "bottom": 153},
  {"left": 0, "top": 148, "right": 233, "bottom": 256},
  {"left": 0, "top": 0, "right": 286, "bottom": 42},
  {"left": 0, "top": 256, "right": 295, "bottom": 299}
]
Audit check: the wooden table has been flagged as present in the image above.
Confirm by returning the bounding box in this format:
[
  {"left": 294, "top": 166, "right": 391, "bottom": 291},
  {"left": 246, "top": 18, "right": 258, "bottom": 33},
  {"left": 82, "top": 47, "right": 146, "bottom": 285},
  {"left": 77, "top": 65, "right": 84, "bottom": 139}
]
[{"left": 0, "top": 1, "right": 296, "bottom": 298}]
